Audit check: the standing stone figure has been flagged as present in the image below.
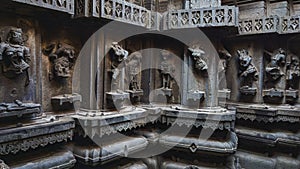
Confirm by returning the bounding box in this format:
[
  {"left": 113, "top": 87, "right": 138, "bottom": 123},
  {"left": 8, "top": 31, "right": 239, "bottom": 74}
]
[
  {"left": 160, "top": 51, "right": 175, "bottom": 89},
  {"left": 109, "top": 42, "right": 128, "bottom": 91},
  {"left": 0, "top": 27, "right": 30, "bottom": 86},
  {"left": 237, "top": 49, "right": 258, "bottom": 95},
  {"left": 127, "top": 51, "right": 142, "bottom": 91},
  {"left": 286, "top": 55, "right": 300, "bottom": 90}
]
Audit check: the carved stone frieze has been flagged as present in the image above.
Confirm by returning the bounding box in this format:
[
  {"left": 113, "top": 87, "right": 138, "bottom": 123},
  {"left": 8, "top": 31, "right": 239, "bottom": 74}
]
[
  {"left": 161, "top": 108, "right": 235, "bottom": 131},
  {"left": 43, "top": 42, "right": 77, "bottom": 81},
  {"left": 74, "top": 108, "right": 147, "bottom": 137},
  {"left": 236, "top": 105, "right": 300, "bottom": 123},
  {"left": 0, "top": 130, "right": 73, "bottom": 155},
  {"left": 77, "top": 118, "right": 146, "bottom": 138}
]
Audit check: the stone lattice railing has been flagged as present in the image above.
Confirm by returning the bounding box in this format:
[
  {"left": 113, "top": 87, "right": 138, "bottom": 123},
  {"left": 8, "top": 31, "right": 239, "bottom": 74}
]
[
  {"left": 101, "top": 0, "right": 152, "bottom": 28},
  {"left": 13, "top": 0, "right": 74, "bottom": 14},
  {"left": 238, "top": 16, "right": 279, "bottom": 35},
  {"left": 167, "top": 6, "right": 238, "bottom": 29}
]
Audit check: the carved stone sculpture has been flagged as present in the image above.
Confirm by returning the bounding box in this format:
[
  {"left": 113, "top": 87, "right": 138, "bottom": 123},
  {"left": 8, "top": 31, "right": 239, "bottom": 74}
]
[
  {"left": 109, "top": 42, "right": 128, "bottom": 91},
  {"left": 188, "top": 47, "right": 208, "bottom": 71},
  {"left": 0, "top": 159, "right": 9, "bottom": 169},
  {"left": 0, "top": 27, "right": 30, "bottom": 85},
  {"left": 106, "top": 42, "right": 129, "bottom": 110},
  {"left": 265, "top": 48, "right": 286, "bottom": 82},
  {"left": 286, "top": 55, "right": 300, "bottom": 101},
  {"left": 43, "top": 42, "right": 76, "bottom": 81},
  {"left": 127, "top": 51, "right": 142, "bottom": 91},
  {"left": 263, "top": 48, "right": 286, "bottom": 100},
  {"left": 126, "top": 51, "right": 143, "bottom": 103},
  {"left": 160, "top": 50, "right": 175, "bottom": 90},
  {"left": 286, "top": 55, "right": 300, "bottom": 90},
  {"left": 237, "top": 49, "right": 258, "bottom": 95}
]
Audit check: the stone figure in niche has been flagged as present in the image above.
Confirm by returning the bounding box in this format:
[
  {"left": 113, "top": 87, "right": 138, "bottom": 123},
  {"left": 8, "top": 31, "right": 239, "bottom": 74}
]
[
  {"left": 109, "top": 42, "right": 128, "bottom": 91},
  {"left": 237, "top": 49, "right": 258, "bottom": 95},
  {"left": 188, "top": 47, "right": 208, "bottom": 71},
  {"left": 0, "top": 27, "right": 30, "bottom": 86},
  {"left": 286, "top": 55, "right": 300, "bottom": 90},
  {"left": 263, "top": 49, "right": 286, "bottom": 100},
  {"left": 265, "top": 48, "right": 286, "bottom": 83},
  {"left": 127, "top": 51, "right": 142, "bottom": 91},
  {"left": 160, "top": 50, "right": 175, "bottom": 90},
  {"left": 43, "top": 42, "right": 76, "bottom": 81},
  {"left": 285, "top": 55, "right": 300, "bottom": 101}
]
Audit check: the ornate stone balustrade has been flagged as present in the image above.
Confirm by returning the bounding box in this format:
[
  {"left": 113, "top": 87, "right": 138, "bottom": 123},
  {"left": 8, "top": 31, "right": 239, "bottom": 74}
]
[
  {"left": 167, "top": 6, "right": 238, "bottom": 29},
  {"left": 279, "top": 15, "right": 300, "bottom": 34},
  {"left": 12, "top": 0, "right": 74, "bottom": 14},
  {"left": 238, "top": 16, "right": 279, "bottom": 35},
  {"left": 101, "top": 0, "right": 151, "bottom": 28}
]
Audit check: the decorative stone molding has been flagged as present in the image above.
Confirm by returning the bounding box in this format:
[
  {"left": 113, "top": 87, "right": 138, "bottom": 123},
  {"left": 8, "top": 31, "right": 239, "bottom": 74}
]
[
  {"left": 0, "top": 130, "right": 73, "bottom": 155},
  {"left": 0, "top": 101, "right": 40, "bottom": 119},
  {"left": 160, "top": 131, "right": 238, "bottom": 154},
  {"left": 74, "top": 108, "right": 147, "bottom": 138},
  {"left": 13, "top": 0, "right": 74, "bottom": 14},
  {"left": 161, "top": 108, "right": 235, "bottom": 131},
  {"left": 71, "top": 136, "right": 148, "bottom": 164},
  {"left": 236, "top": 105, "right": 300, "bottom": 123},
  {"left": 0, "top": 118, "right": 74, "bottom": 155}
]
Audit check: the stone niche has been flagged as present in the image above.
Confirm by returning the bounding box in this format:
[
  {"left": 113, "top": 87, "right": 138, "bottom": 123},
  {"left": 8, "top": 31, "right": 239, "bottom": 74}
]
[
  {"left": 40, "top": 19, "right": 82, "bottom": 112},
  {"left": 0, "top": 18, "right": 38, "bottom": 104},
  {"left": 263, "top": 48, "right": 287, "bottom": 103},
  {"left": 223, "top": 38, "right": 262, "bottom": 103}
]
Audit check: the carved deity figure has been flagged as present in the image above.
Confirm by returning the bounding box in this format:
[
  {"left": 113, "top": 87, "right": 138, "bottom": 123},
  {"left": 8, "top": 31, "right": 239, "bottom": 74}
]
[
  {"left": 188, "top": 47, "right": 208, "bottom": 71},
  {"left": 127, "top": 51, "right": 142, "bottom": 91},
  {"left": 0, "top": 27, "right": 30, "bottom": 85},
  {"left": 109, "top": 42, "right": 128, "bottom": 91},
  {"left": 265, "top": 48, "right": 286, "bottom": 81},
  {"left": 43, "top": 42, "right": 76, "bottom": 81},
  {"left": 237, "top": 49, "right": 258, "bottom": 89},
  {"left": 160, "top": 51, "right": 175, "bottom": 89},
  {"left": 286, "top": 55, "right": 300, "bottom": 90}
]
